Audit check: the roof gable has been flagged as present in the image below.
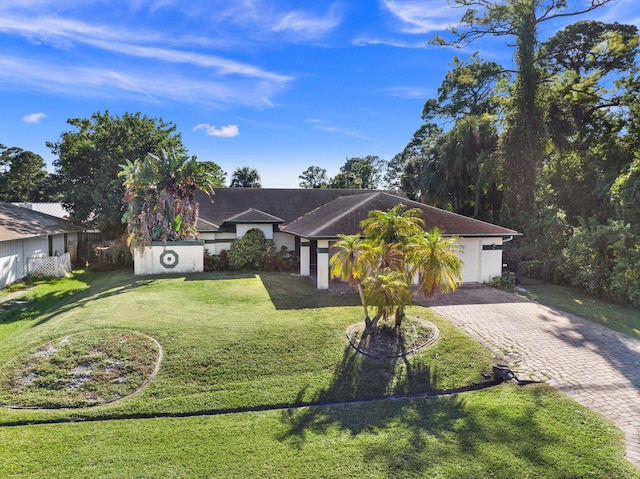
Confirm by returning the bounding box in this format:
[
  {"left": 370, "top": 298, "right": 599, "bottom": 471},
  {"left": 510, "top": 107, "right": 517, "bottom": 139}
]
[
  {"left": 224, "top": 208, "right": 284, "bottom": 224},
  {"left": 282, "top": 192, "right": 519, "bottom": 238}
]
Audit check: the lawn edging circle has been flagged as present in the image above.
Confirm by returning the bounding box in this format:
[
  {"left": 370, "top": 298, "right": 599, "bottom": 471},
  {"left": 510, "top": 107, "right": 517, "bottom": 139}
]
[
  {"left": 346, "top": 316, "right": 440, "bottom": 360},
  {"left": 0, "top": 329, "right": 163, "bottom": 409}
]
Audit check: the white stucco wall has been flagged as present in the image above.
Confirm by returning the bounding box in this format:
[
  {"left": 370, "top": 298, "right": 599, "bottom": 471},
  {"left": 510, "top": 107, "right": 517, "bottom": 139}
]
[
  {"left": 456, "top": 237, "right": 504, "bottom": 284},
  {"left": 134, "top": 242, "right": 204, "bottom": 276},
  {"left": 273, "top": 232, "right": 295, "bottom": 252},
  {"left": 479, "top": 238, "right": 504, "bottom": 283},
  {"left": 299, "top": 238, "right": 310, "bottom": 276},
  {"left": 202, "top": 232, "right": 235, "bottom": 255},
  {"left": 317, "top": 239, "right": 330, "bottom": 290}
]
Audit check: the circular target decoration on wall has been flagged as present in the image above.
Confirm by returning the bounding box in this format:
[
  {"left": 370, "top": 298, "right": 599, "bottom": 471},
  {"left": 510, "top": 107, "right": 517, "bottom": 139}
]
[{"left": 159, "top": 250, "right": 179, "bottom": 269}]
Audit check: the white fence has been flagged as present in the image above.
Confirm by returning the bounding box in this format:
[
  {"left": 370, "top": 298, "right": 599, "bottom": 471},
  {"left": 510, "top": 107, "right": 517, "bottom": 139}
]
[{"left": 27, "top": 253, "right": 72, "bottom": 279}]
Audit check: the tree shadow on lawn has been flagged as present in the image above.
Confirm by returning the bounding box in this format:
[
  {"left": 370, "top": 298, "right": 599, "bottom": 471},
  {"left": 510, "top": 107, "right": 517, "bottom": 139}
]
[
  {"left": 258, "top": 273, "right": 361, "bottom": 310},
  {"left": 0, "top": 270, "right": 154, "bottom": 327},
  {"left": 279, "top": 369, "right": 578, "bottom": 476}
]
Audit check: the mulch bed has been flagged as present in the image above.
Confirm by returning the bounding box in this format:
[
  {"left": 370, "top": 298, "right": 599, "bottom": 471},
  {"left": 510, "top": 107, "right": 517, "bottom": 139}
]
[{"left": 346, "top": 316, "right": 439, "bottom": 359}]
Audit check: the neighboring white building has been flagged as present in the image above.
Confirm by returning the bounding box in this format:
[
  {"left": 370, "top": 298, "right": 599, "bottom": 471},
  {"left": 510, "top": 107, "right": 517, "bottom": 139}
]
[
  {"left": 196, "top": 189, "right": 520, "bottom": 290},
  {"left": 0, "top": 203, "right": 84, "bottom": 288}
]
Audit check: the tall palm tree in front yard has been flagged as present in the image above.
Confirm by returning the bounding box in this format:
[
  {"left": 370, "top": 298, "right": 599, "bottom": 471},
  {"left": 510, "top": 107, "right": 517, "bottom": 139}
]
[
  {"left": 330, "top": 234, "right": 371, "bottom": 325},
  {"left": 331, "top": 205, "right": 464, "bottom": 331},
  {"left": 360, "top": 204, "right": 424, "bottom": 245},
  {"left": 409, "top": 227, "right": 463, "bottom": 300}
]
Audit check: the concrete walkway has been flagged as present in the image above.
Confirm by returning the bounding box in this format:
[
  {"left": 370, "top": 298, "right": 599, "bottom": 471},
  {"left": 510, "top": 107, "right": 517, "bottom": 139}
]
[{"left": 416, "top": 286, "right": 640, "bottom": 468}]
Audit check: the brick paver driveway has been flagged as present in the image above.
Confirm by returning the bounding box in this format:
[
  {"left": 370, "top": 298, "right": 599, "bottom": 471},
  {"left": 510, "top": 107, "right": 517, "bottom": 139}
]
[{"left": 415, "top": 285, "right": 640, "bottom": 468}]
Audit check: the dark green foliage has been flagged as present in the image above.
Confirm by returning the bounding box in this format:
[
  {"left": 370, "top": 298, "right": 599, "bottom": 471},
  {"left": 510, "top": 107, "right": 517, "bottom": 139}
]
[
  {"left": 229, "top": 166, "right": 261, "bottom": 188},
  {"left": 0, "top": 146, "right": 57, "bottom": 202},
  {"left": 86, "top": 237, "right": 133, "bottom": 271},
  {"left": 119, "top": 149, "right": 215, "bottom": 246},
  {"left": 49, "top": 111, "right": 186, "bottom": 236},
  {"left": 491, "top": 271, "right": 516, "bottom": 291},
  {"left": 559, "top": 219, "right": 640, "bottom": 306},
  {"left": 228, "top": 229, "right": 276, "bottom": 270},
  {"left": 611, "top": 155, "right": 640, "bottom": 226},
  {"left": 298, "top": 165, "right": 328, "bottom": 189},
  {"left": 329, "top": 156, "right": 384, "bottom": 189},
  {"left": 204, "top": 249, "right": 229, "bottom": 272}
]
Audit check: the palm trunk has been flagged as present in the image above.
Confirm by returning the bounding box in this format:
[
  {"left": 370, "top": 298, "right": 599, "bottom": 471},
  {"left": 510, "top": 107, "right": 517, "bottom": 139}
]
[
  {"left": 355, "top": 282, "right": 370, "bottom": 325},
  {"left": 395, "top": 306, "right": 405, "bottom": 328}
]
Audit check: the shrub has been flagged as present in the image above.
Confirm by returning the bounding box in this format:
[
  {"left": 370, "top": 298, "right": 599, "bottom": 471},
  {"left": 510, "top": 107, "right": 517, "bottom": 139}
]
[
  {"left": 227, "top": 229, "right": 275, "bottom": 270},
  {"left": 204, "top": 249, "right": 229, "bottom": 272},
  {"left": 560, "top": 219, "right": 640, "bottom": 305},
  {"left": 87, "top": 236, "right": 132, "bottom": 271},
  {"left": 491, "top": 271, "right": 516, "bottom": 291}
]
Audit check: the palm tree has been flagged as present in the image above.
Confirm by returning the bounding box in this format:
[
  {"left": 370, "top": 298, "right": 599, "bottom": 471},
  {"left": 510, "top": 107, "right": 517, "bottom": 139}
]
[
  {"left": 120, "top": 149, "right": 215, "bottom": 247},
  {"left": 332, "top": 206, "right": 463, "bottom": 331},
  {"left": 329, "top": 234, "right": 371, "bottom": 325},
  {"left": 360, "top": 205, "right": 424, "bottom": 327},
  {"left": 360, "top": 204, "right": 424, "bottom": 245},
  {"left": 230, "top": 166, "right": 261, "bottom": 188},
  {"left": 409, "top": 227, "right": 463, "bottom": 300},
  {"left": 364, "top": 268, "right": 410, "bottom": 330}
]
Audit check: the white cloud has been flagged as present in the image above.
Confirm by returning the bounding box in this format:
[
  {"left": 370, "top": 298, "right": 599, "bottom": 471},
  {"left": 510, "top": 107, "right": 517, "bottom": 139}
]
[
  {"left": 272, "top": 6, "right": 342, "bottom": 39},
  {"left": 22, "top": 112, "right": 46, "bottom": 123},
  {"left": 382, "top": 0, "right": 461, "bottom": 34},
  {"left": 0, "top": 55, "right": 285, "bottom": 108},
  {"left": 194, "top": 123, "right": 240, "bottom": 137},
  {"left": 305, "top": 118, "right": 371, "bottom": 141},
  {"left": 0, "top": 15, "right": 292, "bottom": 83},
  {"left": 352, "top": 34, "right": 430, "bottom": 48}
]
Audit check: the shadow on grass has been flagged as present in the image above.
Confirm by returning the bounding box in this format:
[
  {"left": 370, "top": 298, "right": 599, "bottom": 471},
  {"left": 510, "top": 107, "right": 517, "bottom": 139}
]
[
  {"left": 0, "top": 270, "right": 153, "bottom": 327},
  {"left": 258, "top": 273, "right": 361, "bottom": 310},
  {"left": 279, "top": 378, "right": 582, "bottom": 476},
  {"left": 182, "top": 271, "right": 257, "bottom": 282},
  {"left": 279, "top": 332, "right": 440, "bottom": 441}
]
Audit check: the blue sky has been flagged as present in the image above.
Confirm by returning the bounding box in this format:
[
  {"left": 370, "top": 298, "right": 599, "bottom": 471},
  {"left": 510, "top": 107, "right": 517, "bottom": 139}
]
[{"left": 2, "top": 0, "right": 638, "bottom": 188}]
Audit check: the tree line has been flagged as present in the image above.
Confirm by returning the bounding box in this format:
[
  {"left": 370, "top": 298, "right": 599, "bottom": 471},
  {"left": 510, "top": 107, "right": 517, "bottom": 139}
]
[
  {"left": 397, "top": 0, "right": 640, "bottom": 307},
  {"left": 3, "top": 0, "right": 638, "bottom": 306}
]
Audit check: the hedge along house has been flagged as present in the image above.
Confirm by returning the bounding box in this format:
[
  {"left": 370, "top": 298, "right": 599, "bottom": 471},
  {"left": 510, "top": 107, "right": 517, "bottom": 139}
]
[
  {"left": 0, "top": 203, "right": 84, "bottom": 288},
  {"left": 196, "top": 189, "right": 520, "bottom": 290}
]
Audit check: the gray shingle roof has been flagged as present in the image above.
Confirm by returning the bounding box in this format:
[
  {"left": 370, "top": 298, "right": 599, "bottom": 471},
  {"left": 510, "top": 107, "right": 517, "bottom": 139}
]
[
  {"left": 195, "top": 188, "right": 402, "bottom": 231},
  {"left": 224, "top": 208, "right": 284, "bottom": 224},
  {"left": 195, "top": 188, "right": 519, "bottom": 239},
  {"left": 282, "top": 192, "right": 520, "bottom": 238},
  {"left": 0, "top": 203, "right": 84, "bottom": 241}
]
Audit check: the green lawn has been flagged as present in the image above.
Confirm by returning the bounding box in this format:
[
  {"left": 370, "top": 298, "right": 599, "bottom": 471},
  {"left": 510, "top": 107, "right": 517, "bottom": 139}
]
[
  {"left": 520, "top": 283, "right": 640, "bottom": 339},
  {"left": 0, "top": 271, "right": 637, "bottom": 478}
]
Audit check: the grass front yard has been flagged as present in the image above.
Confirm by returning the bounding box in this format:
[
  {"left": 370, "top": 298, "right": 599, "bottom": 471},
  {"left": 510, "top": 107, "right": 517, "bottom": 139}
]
[{"left": 0, "top": 271, "right": 637, "bottom": 478}]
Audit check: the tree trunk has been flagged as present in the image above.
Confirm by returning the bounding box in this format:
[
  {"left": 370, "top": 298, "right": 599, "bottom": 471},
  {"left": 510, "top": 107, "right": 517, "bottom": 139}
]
[
  {"left": 368, "top": 313, "right": 381, "bottom": 331},
  {"left": 356, "top": 282, "right": 371, "bottom": 326},
  {"left": 502, "top": 5, "right": 543, "bottom": 226},
  {"left": 395, "top": 306, "right": 405, "bottom": 328}
]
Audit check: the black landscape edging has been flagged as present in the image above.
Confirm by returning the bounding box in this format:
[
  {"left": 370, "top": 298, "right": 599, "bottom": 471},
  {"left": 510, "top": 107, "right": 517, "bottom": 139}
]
[{"left": 0, "top": 376, "right": 517, "bottom": 428}]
